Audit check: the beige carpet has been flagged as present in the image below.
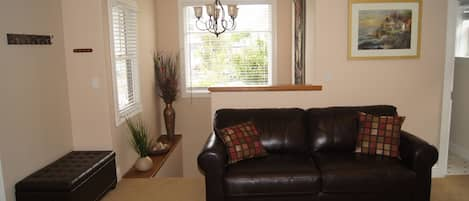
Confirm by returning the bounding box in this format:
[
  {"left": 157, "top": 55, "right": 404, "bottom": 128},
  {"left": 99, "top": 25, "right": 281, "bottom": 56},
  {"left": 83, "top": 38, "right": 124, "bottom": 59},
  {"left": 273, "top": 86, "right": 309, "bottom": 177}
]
[
  {"left": 432, "top": 175, "right": 469, "bottom": 201},
  {"left": 102, "top": 178, "right": 206, "bottom": 201},
  {"left": 102, "top": 176, "right": 469, "bottom": 201}
]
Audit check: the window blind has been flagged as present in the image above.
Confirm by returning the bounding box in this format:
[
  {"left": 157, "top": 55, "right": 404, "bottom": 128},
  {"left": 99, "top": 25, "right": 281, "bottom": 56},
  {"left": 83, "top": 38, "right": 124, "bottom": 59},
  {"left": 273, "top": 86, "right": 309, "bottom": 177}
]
[
  {"left": 111, "top": 1, "right": 138, "bottom": 113},
  {"left": 463, "top": 9, "right": 469, "bottom": 20},
  {"left": 183, "top": 4, "right": 273, "bottom": 91}
]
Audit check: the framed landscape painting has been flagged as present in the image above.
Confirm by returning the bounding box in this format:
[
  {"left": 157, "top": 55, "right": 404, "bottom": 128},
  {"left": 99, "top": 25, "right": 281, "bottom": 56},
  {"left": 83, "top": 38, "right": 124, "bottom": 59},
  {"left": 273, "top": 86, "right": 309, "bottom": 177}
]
[{"left": 348, "top": 0, "right": 422, "bottom": 59}]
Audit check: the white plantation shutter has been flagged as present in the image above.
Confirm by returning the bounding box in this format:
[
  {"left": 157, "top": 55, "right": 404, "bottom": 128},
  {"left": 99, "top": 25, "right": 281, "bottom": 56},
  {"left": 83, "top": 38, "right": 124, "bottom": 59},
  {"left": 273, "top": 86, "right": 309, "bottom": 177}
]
[
  {"left": 110, "top": 0, "right": 139, "bottom": 114},
  {"left": 182, "top": 3, "right": 274, "bottom": 92}
]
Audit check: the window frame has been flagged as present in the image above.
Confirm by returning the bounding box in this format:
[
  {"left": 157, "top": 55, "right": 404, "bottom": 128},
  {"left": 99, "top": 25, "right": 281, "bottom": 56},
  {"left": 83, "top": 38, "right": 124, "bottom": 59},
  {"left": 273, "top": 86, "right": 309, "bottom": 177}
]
[
  {"left": 108, "top": 0, "right": 142, "bottom": 126},
  {"left": 178, "top": 0, "right": 278, "bottom": 97}
]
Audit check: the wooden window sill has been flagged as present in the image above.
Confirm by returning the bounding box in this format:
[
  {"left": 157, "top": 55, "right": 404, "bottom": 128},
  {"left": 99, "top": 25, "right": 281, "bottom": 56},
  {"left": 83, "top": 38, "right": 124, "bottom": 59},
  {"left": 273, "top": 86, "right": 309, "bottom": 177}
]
[
  {"left": 208, "top": 85, "right": 323, "bottom": 92},
  {"left": 123, "top": 135, "right": 182, "bottom": 179}
]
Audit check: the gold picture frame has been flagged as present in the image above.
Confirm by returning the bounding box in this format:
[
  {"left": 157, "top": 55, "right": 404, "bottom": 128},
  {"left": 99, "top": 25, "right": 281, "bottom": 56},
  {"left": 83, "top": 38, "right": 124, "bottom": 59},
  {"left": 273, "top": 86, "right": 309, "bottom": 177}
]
[{"left": 348, "top": 0, "right": 422, "bottom": 60}]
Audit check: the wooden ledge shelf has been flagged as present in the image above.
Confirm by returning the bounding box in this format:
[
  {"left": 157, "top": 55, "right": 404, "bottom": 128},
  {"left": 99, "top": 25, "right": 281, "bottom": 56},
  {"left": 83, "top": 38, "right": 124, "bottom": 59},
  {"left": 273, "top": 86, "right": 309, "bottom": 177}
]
[
  {"left": 208, "top": 85, "right": 323, "bottom": 92},
  {"left": 123, "top": 135, "right": 182, "bottom": 179}
]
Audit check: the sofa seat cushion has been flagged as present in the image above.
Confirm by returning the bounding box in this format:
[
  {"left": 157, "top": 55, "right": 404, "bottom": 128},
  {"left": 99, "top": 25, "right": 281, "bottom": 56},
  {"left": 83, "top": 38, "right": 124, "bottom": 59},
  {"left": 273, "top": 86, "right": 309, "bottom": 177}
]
[
  {"left": 314, "top": 153, "right": 416, "bottom": 193},
  {"left": 225, "top": 154, "right": 320, "bottom": 197}
]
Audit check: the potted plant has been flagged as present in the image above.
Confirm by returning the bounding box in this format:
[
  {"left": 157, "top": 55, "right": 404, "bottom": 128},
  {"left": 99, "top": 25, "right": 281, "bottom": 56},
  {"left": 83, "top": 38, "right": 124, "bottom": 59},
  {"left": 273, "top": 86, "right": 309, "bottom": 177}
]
[
  {"left": 126, "top": 119, "right": 153, "bottom": 172},
  {"left": 154, "top": 52, "right": 179, "bottom": 140}
]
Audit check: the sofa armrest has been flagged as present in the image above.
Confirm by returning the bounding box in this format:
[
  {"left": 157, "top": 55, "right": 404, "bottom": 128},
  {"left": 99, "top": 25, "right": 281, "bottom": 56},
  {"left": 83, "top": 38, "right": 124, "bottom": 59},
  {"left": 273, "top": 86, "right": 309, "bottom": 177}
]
[
  {"left": 197, "top": 132, "right": 227, "bottom": 201},
  {"left": 198, "top": 132, "right": 227, "bottom": 173},
  {"left": 399, "top": 130, "right": 438, "bottom": 171},
  {"left": 399, "top": 130, "right": 438, "bottom": 201}
]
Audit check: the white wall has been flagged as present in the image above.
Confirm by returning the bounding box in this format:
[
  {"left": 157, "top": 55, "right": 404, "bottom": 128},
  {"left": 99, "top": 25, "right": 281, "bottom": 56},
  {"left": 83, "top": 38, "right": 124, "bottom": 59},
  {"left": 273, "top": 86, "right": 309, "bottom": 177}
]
[
  {"left": 61, "top": 0, "right": 160, "bottom": 178},
  {"left": 0, "top": 1, "right": 160, "bottom": 200},
  {"left": 304, "top": 0, "right": 446, "bottom": 146},
  {"left": 0, "top": 1, "right": 74, "bottom": 201},
  {"left": 450, "top": 57, "right": 469, "bottom": 159},
  {"left": 62, "top": 0, "right": 114, "bottom": 150}
]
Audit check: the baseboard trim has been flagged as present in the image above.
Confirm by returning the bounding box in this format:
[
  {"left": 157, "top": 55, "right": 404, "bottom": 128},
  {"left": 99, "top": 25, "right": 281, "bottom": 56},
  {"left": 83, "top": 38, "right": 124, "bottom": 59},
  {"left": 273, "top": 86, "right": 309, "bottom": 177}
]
[
  {"left": 450, "top": 143, "right": 469, "bottom": 161},
  {"left": 0, "top": 160, "right": 6, "bottom": 201},
  {"left": 432, "top": 164, "right": 445, "bottom": 178}
]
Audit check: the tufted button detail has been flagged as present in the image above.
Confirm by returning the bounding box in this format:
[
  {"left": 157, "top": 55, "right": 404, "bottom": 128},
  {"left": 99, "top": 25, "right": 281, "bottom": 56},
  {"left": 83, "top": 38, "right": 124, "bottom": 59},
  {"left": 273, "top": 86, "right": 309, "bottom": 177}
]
[{"left": 16, "top": 151, "right": 115, "bottom": 192}]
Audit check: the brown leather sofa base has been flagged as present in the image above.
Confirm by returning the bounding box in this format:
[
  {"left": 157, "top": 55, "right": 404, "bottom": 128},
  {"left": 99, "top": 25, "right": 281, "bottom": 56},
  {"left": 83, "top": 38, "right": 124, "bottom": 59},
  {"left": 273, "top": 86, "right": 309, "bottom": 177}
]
[
  {"left": 15, "top": 151, "right": 117, "bottom": 201},
  {"left": 199, "top": 106, "right": 439, "bottom": 201}
]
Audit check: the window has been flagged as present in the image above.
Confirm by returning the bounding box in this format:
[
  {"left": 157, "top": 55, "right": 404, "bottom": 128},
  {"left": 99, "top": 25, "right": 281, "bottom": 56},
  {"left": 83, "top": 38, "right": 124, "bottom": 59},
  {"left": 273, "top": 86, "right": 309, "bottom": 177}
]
[
  {"left": 456, "top": 19, "right": 469, "bottom": 57},
  {"left": 180, "top": 0, "right": 276, "bottom": 94},
  {"left": 110, "top": 0, "right": 141, "bottom": 124},
  {"left": 456, "top": 6, "right": 469, "bottom": 57},
  {"left": 457, "top": 7, "right": 469, "bottom": 56}
]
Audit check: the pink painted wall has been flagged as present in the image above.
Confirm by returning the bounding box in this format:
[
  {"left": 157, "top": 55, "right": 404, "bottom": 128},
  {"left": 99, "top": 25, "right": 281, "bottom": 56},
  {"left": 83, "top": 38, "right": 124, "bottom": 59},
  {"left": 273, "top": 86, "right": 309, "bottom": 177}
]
[
  {"left": 62, "top": 0, "right": 159, "bottom": 178},
  {"left": 307, "top": 0, "right": 446, "bottom": 146},
  {"left": 0, "top": 1, "right": 73, "bottom": 200},
  {"left": 162, "top": 0, "right": 447, "bottom": 177}
]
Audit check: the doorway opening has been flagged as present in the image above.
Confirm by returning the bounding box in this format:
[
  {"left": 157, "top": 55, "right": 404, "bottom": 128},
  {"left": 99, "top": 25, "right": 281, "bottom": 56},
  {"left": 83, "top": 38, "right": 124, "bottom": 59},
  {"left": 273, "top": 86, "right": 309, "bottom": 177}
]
[
  {"left": 440, "top": 0, "right": 469, "bottom": 177},
  {"left": 448, "top": 14, "right": 469, "bottom": 174}
]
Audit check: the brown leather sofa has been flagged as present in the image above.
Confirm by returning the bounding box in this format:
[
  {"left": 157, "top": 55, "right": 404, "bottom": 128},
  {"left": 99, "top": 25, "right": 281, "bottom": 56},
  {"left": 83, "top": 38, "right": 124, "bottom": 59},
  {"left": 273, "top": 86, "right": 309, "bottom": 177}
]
[{"left": 198, "top": 106, "right": 438, "bottom": 201}]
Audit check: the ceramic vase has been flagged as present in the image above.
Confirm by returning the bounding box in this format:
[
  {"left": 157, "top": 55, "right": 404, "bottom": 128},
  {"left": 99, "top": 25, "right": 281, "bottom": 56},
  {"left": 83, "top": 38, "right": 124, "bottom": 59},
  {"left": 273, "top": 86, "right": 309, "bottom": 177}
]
[
  {"left": 164, "top": 103, "right": 175, "bottom": 140},
  {"left": 135, "top": 156, "right": 153, "bottom": 172}
]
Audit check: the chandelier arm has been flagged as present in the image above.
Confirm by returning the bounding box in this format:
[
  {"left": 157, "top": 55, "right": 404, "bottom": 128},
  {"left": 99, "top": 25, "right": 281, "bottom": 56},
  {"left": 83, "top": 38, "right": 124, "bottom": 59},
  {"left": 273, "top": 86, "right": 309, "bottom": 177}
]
[
  {"left": 216, "top": 28, "right": 226, "bottom": 36},
  {"left": 206, "top": 16, "right": 217, "bottom": 33},
  {"left": 217, "top": 0, "right": 226, "bottom": 23},
  {"left": 221, "top": 18, "right": 236, "bottom": 31},
  {"left": 229, "top": 20, "right": 237, "bottom": 31},
  {"left": 220, "top": 19, "right": 228, "bottom": 30},
  {"left": 195, "top": 19, "right": 209, "bottom": 31}
]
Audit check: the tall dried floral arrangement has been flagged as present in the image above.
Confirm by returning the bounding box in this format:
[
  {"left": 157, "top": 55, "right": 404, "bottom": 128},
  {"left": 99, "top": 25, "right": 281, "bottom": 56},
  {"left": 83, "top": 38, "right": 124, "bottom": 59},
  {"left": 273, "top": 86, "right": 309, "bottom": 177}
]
[{"left": 153, "top": 52, "right": 179, "bottom": 104}]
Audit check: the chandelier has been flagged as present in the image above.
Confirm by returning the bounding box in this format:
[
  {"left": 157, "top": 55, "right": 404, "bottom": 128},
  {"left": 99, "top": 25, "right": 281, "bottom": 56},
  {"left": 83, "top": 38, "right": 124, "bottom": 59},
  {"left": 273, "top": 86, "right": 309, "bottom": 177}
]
[{"left": 193, "top": 0, "right": 238, "bottom": 37}]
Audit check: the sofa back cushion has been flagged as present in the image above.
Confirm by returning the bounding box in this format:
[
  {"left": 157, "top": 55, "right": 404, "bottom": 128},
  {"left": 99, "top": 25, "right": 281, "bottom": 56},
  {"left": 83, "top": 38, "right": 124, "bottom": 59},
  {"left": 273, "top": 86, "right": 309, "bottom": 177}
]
[
  {"left": 307, "top": 105, "right": 397, "bottom": 153},
  {"left": 214, "top": 108, "right": 307, "bottom": 154}
]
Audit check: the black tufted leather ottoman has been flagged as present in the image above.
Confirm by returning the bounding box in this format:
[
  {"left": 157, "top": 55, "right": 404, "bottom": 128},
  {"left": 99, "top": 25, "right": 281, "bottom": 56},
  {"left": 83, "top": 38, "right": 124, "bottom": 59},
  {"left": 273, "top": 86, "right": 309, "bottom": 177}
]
[{"left": 15, "top": 151, "right": 117, "bottom": 201}]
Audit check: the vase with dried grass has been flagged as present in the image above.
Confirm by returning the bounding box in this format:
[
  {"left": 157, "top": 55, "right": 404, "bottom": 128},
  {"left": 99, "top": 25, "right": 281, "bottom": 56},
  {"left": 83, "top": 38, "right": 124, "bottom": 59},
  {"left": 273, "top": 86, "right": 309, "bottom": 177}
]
[
  {"left": 154, "top": 52, "right": 179, "bottom": 140},
  {"left": 126, "top": 119, "right": 153, "bottom": 172}
]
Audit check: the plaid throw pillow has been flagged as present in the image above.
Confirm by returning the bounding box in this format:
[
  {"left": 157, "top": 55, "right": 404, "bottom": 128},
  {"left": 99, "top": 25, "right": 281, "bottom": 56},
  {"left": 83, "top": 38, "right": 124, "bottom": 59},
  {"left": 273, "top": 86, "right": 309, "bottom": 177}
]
[
  {"left": 355, "top": 112, "right": 405, "bottom": 158},
  {"left": 218, "top": 121, "right": 268, "bottom": 164}
]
